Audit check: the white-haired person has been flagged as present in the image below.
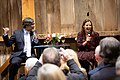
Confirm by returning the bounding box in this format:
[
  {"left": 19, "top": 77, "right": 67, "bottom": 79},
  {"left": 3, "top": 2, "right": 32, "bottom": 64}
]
[
  {"left": 60, "top": 49, "right": 87, "bottom": 78},
  {"left": 37, "top": 63, "right": 66, "bottom": 80},
  {"left": 19, "top": 57, "right": 38, "bottom": 80}
]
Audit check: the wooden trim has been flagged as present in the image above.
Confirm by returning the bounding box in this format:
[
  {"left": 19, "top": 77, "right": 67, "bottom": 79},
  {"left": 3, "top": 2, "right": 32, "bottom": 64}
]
[
  {"left": 0, "top": 36, "right": 3, "bottom": 41},
  {"left": 22, "top": 0, "right": 35, "bottom": 21},
  {"left": 0, "top": 58, "right": 10, "bottom": 74},
  {"left": 0, "top": 31, "right": 120, "bottom": 41}
]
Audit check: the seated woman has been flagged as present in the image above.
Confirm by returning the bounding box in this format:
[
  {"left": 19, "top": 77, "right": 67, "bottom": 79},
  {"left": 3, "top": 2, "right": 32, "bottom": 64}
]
[{"left": 76, "top": 19, "right": 100, "bottom": 74}]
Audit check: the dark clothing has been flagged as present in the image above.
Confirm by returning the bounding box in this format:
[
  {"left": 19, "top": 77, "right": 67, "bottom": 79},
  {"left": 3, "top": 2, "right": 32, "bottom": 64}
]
[
  {"left": 66, "top": 59, "right": 87, "bottom": 80},
  {"left": 2, "top": 29, "right": 39, "bottom": 80},
  {"left": 20, "top": 59, "right": 87, "bottom": 80},
  {"left": 77, "top": 31, "right": 99, "bottom": 61},
  {"left": 89, "top": 62, "right": 116, "bottom": 80},
  {"left": 77, "top": 31, "right": 99, "bottom": 73}
]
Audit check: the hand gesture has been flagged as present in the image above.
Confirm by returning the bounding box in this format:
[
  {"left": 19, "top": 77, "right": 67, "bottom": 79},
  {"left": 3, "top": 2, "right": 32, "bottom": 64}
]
[
  {"left": 3, "top": 27, "right": 9, "bottom": 34},
  {"left": 59, "top": 48, "right": 72, "bottom": 61}
]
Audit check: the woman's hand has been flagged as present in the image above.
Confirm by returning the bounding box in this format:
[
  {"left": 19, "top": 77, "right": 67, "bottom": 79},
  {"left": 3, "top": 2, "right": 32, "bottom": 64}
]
[{"left": 86, "top": 36, "right": 91, "bottom": 42}]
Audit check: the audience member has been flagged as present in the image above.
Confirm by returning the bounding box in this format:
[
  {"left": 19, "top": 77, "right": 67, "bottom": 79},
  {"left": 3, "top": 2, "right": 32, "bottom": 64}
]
[
  {"left": 89, "top": 37, "right": 120, "bottom": 80},
  {"left": 88, "top": 45, "right": 103, "bottom": 76},
  {"left": 2, "top": 17, "right": 39, "bottom": 80},
  {"left": 26, "top": 47, "right": 87, "bottom": 80},
  {"left": 37, "top": 63, "right": 66, "bottom": 80},
  {"left": 19, "top": 58, "right": 38, "bottom": 80},
  {"left": 60, "top": 49, "right": 87, "bottom": 77},
  {"left": 77, "top": 19, "right": 100, "bottom": 74},
  {"left": 94, "top": 45, "right": 103, "bottom": 65}
]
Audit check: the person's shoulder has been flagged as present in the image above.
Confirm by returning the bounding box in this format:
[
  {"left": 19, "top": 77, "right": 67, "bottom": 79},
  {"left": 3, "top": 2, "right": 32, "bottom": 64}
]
[
  {"left": 78, "top": 31, "right": 82, "bottom": 34},
  {"left": 77, "top": 31, "right": 83, "bottom": 36},
  {"left": 13, "top": 29, "right": 23, "bottom": 34},
  {"left": 93, "top": 31, "right": 99, "bottom": 34},
  {"left": 93, "top": 31, "right": 99, "bottom": 36}
]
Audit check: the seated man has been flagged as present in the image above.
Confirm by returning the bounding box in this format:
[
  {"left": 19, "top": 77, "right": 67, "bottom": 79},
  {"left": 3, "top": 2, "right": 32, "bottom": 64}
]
[{"left": 2, "top": 17, "right": 39, "bottom": 80}]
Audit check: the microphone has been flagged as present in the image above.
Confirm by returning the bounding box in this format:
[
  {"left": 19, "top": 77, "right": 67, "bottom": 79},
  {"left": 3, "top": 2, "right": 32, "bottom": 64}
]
[
  {"left": 33, "top": 30, "right": 36, "bottom": 35},
  {"left": 88, "top": 31, "right": 91, "bottom": 37},
  {"left": 32, "top": 30, "right": 38, "bottom": 41}
]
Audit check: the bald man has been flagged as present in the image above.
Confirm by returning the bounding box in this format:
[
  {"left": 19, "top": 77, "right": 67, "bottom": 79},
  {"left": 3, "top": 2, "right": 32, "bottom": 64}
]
[
  {"left": 88, "top": 45, "right": 103, "bottom": 76},
  {"left": 95, "top": 45, "right": 103, "bottom": 65}
]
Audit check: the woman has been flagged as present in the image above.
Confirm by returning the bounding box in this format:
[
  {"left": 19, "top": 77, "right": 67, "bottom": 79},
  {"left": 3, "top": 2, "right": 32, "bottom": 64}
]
[
  {"left": 77, "top": 19, "right": 100, "bottom": 74},
  {"left": 60, "top": 49, "right": 87, "bottom": 77},
  {"left": 37, "top": 63, "right": 66, "bottom": 80}
]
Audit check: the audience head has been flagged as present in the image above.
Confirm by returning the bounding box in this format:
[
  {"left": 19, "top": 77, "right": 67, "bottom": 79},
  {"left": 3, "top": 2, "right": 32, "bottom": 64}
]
[
  {"left": 65, "top": 49, "right": 81, "bottom": 67},
  {"left": 22, "top": 17, "right": 34, "bottom": 31},
  {"left": 81, "top": 19, "right": 93, "bottom": 35},
  {"left": 95, "top": 45, "right": 103, "bottom": 64},
  {"left": 25, "top": 58, "right": 38, "bottom": 71},
  {"left": 99, "top": 37, "right": 120, "bottom": 64},
  {"left": 42, "top": 47, "right": 61, "bottom": 67},
  {"left": 37, "top": 63, "right": 66, "bottom": 80},
  {"left": 60, "top": 49, "right": 87, "bottom": 76}
]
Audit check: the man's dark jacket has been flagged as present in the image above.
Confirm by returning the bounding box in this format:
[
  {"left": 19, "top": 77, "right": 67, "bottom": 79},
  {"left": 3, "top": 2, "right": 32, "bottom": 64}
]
[
  {"left": 2, "top": 29, "right": 39, "bottom": 61},
  {"left": 89, "top": 62, "right": 116, "bottom": 80}
]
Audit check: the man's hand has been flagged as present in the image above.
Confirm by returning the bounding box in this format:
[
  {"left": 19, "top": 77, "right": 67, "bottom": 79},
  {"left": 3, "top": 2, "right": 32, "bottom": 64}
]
[{"left": 3, "top": 27, "right": 9, "bottom": 34}]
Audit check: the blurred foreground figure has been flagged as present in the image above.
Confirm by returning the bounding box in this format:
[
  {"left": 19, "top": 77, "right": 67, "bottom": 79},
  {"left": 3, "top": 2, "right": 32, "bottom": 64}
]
[
  {"left": 89, "top": 37, "right": 120, "bottom": 80},
  {"left": 37, "top": 63, "right": 66, "bottom": 80}
]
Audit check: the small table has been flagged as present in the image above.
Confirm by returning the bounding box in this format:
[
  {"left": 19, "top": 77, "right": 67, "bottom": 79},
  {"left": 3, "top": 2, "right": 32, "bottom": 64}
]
[{"left": 34, "top": 43, "right": 70, "bottom": 58}]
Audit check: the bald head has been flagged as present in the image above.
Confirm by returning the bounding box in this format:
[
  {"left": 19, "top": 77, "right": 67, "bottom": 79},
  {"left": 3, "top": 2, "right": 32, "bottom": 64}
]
[{"left": 42, "top": 47, "right": 61, "bottom": 67}]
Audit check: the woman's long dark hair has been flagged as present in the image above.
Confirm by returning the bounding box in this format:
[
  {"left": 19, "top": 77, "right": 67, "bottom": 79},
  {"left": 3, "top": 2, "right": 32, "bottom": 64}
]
[{"left": 81, "top": 19, "right": 93, "bottom": 36}]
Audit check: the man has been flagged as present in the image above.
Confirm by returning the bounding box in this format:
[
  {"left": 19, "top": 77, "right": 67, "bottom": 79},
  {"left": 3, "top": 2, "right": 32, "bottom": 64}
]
[
  {"left": 2, "top": 17, "right": 39, "bottom": 80},
  {"left": 19, "top": 58, "right": 39, "bottom": 80},
  {"left": 26, "top": 47, "right": 87, "bottom": 80},
  {"left": 94, "top": 45, "right": 103, "bottom": 65},
  {"left": 89, "top": 37, "right": 120, "bottom": 80},
  {"left": 88, "top": 45, "right": 103, "bottom": 76}
]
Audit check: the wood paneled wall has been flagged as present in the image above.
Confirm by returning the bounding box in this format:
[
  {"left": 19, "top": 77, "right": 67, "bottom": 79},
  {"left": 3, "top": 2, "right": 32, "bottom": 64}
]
[
  {"left": 22, "top": 0, "right": 35, "bottom": 20},
  {"left": 0, "top": 0, "right": 120, "bottom": 36},
  {"left": 0, "top": 0, "right": 22, "bottom": 67},
  {"left": 0, "top": 0, "right": 22, "bottom": 35},
  {"left": 35, "top": 0, "right": 120, "bottom": 36}
]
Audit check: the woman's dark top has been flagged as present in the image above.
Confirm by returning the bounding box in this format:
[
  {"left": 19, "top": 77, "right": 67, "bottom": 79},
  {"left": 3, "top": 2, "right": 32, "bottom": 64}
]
[{"left": 77, "top": 31, "right": 100, "bottom": 61}]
